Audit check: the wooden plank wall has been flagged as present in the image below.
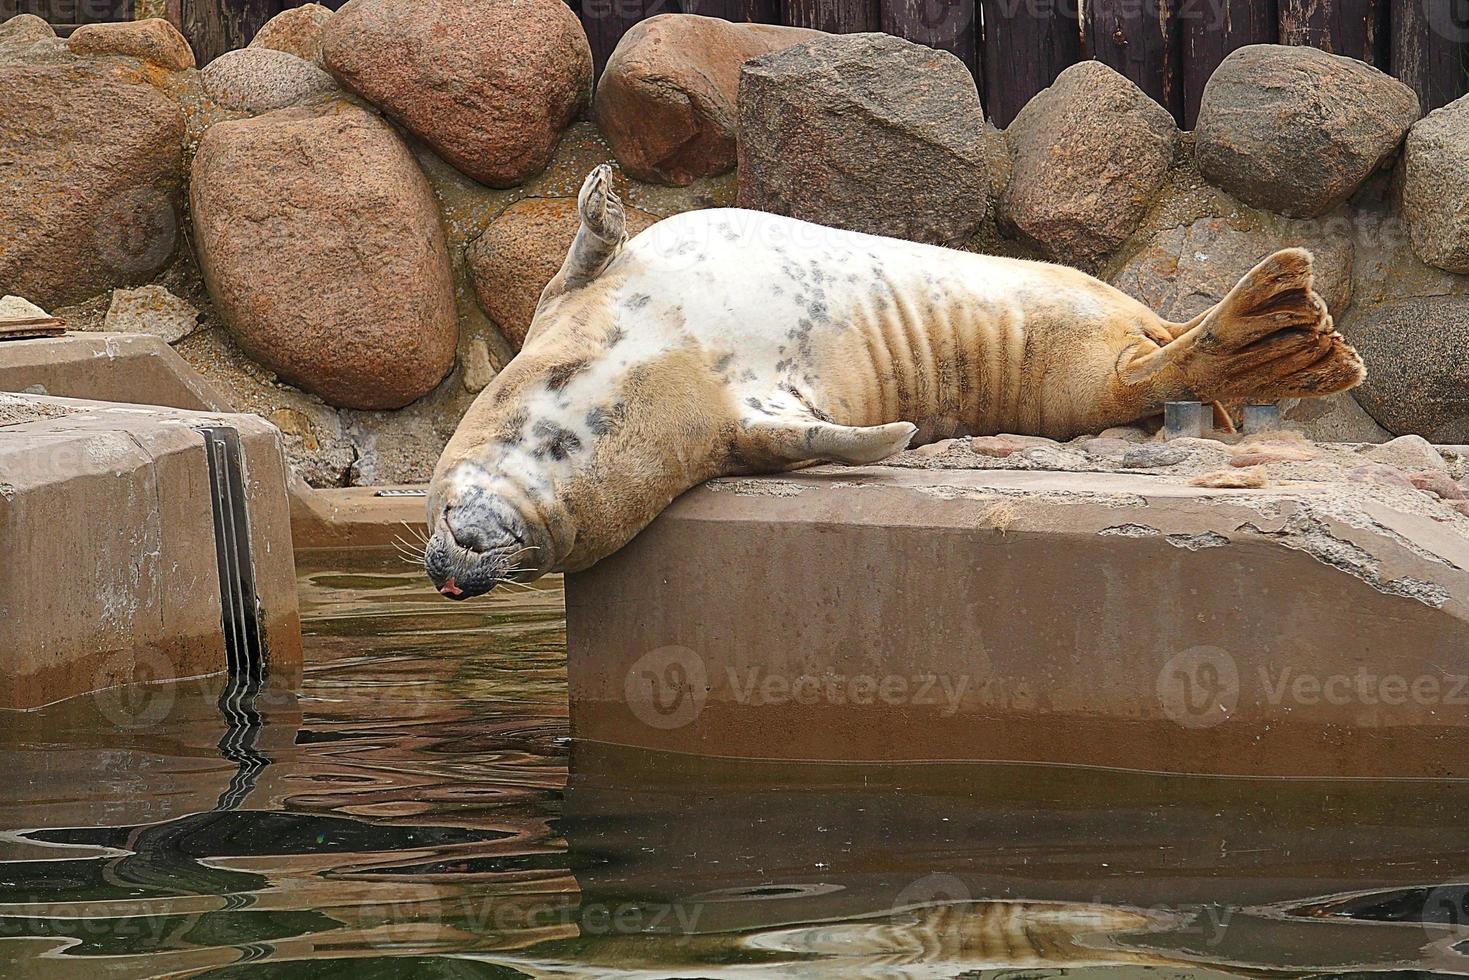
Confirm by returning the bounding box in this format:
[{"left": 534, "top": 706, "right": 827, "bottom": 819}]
[
  {"left": 5, "top": 0, "right": 130, "bottom": 34},
  {"left": 5, "top": 0, "right": 1466, "bottom": 129}
]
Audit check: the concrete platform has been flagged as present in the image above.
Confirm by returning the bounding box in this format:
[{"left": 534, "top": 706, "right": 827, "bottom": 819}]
[
  {"left": 0, "top": 332, "right": 428, "bottom": 551},
  {"left": 566, "top": 464, "right": 1469, "bottom": 778},
  {"left": 290, "top": 485, "right": 428, "bottom": 551},
  {"left": 0, "top": 395, "right": 302, "bottom": 709},
  {"left": 0, "top": 332, "right": 233, "bottom": 412}
]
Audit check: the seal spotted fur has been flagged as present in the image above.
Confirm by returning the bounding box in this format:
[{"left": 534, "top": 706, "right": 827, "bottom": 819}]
[{"left": 426, "top": 166, "right": 1363, "bottom": 598}]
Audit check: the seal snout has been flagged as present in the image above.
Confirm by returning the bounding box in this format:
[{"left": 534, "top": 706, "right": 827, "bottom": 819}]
[{"left": 423, "top": 482, "right": 541, "bottom": 601}]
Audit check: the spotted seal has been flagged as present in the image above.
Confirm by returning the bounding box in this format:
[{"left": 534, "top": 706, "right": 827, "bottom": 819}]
[{"left": 425, "top": 166, "right": 1363, "bottom": 598}]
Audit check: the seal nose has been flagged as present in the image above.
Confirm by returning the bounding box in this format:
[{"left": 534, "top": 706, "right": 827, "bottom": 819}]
[{"left": 444, "top": 491, "right": 495, "bottom": 553}]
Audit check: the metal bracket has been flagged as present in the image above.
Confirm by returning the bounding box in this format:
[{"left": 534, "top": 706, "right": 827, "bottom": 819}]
[{"left": 195, "top": 425, "right": 264, "bottom": 683}]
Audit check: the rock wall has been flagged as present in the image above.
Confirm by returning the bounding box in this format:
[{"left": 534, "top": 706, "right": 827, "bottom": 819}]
[{"left": 5, "top": 10, "right": 1468, "bottom": 486}]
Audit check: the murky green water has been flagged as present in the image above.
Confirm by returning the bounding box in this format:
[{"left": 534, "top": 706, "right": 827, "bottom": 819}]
[{"left": 3, "top": 553, "right": 1469, "bottom": 978}]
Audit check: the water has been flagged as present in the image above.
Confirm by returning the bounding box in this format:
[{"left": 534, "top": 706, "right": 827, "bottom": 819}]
[{"left": 3, "top": 552, "right": 1469, "bottom": 978}]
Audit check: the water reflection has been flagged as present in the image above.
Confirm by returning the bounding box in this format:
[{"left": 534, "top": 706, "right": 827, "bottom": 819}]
[{"left": 0, "top": 553, "right": 1467, "bottom": 977}]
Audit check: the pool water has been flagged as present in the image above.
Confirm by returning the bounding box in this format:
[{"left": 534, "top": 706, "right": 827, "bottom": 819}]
[{"left": 3, "top": 553, "right": 1469, "bottom": 978}]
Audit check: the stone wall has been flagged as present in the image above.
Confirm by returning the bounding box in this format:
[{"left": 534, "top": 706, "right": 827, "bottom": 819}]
[{"left": 4, "top": 9, "right": 1468, "bottom": 486}]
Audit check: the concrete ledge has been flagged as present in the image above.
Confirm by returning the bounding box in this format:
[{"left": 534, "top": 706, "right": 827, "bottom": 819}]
[
  {"left": 0, "top": 332, "right": 233, "bottom": 412},
  {"left": 290, "top": 485, "right": 428, "bottom": 551},
  {"left": 0, "top": 332, "right": 430, "bottom": 552},
  {"left": 0, "top": 395, "right": 302, "bottom": 709},
  {"left": 567, "top": 466, "right": 1469, "bottom": 777}
]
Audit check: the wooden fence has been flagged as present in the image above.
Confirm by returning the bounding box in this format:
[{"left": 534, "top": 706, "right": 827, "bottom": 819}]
[
  {"left": 3, "top": 0, "right": 132, "bottom": 36},
  {"left": 576, "top": 0, "right": 1469, "bottom": 126},
  {"left": 6, "top": 0, "right": 1466, "bottom": 126}
]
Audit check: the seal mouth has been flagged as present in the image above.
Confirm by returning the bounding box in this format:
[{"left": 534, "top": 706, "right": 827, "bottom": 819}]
[{"left": 424, "top": 479, "right": 546, "bottom": 600}]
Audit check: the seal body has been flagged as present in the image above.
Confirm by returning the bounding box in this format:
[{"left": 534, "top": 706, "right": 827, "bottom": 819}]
[{"left": 426, "top": 168, "right": 1363, "bottom": 598}]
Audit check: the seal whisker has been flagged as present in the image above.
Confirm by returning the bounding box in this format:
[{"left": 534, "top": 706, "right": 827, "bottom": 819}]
[{"left": 391, "top": 534, "right": 426, "bottom": 564}]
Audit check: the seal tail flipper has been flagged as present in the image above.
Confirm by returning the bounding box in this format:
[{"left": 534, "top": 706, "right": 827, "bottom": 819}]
[
  {"left": 742, "top": 419, "right": 918, "bottom": 467},
  {"left": 1121, "top": 247, "right": 1365, "bottom": 403},
  {"left": 537, "top": 164, "right": 628, "bottom": 307}
]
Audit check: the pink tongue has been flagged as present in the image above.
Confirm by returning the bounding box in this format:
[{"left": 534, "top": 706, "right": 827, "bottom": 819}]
[{"left": 440, "top": 578, "right": 464, "bottom": 596}]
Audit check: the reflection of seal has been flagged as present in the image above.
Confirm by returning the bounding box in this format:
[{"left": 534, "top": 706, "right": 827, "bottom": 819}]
[{"left": 426, "top": 166, "right": 1364, "bottom": 598}]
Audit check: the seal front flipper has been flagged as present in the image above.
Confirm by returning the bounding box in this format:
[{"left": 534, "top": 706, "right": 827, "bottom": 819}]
[
  {"left": 538, "top": 165, "right": 628, "bottom": 305},
  {"left": 739, "top": 416, "right": 918, "bottom": 468}
]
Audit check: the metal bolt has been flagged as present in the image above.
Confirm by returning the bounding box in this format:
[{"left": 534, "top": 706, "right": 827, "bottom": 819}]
[
  {"left": 1164, "top": 401, "right": 1207, "bottom": 440},
  {"left": 1241, "top": 403, "right": 1281, "bottom": 435}
]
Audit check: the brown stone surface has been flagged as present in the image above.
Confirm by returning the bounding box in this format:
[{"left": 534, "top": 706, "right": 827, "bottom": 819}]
[
  {"left": 1402, "top": 94, "right": 1469, "bottom": 274},
  {"left": 1000, "top": 61, "right": 1178, "bottom": 270},
  {"left": 250, "top": 2, "right": 334, "bottom": 65},
  {"left": 736, "top": 32, "right": 989, "bottom": 246},
  {"left": 0, "top": 60, "right": 184, "bottom": 309},
  {"left": 66, "top": 18, "right": 196, "bottom": 71},
  {"left": 1111, "top": 215, "right": 1353, "bottom": 321},
  {"left": 191, "top": 103, "right": 458, "bottom": 410},
  {"left": 1279, "top": 393, "right": 1391, "bottom": 444},
  {"left": 594, "top": 14, "right": 820, "bottom": 186},
  {"left": 1195, "top": 44, "right": 1419, "bottom": 218},
  {"left": 0, "top": 395, "right": 301, "bottom": 710},
  {"left": 1343, "top": 296, "right": 1469, "bottom": 444},
  {"left": 322, "top": 0, "right": 592, "bottom": 188},
  {"left": 201, "top": 47, "right": 337, "bottom": 113},
  {"left": 567, "top": 463, "right": 1469, "bottom": 775},
  {"left": 0, "top": 13, "right": 56, "bottom": 59},
  {"left": 466, "top": 196, "right": 659, "bottom": 347}
]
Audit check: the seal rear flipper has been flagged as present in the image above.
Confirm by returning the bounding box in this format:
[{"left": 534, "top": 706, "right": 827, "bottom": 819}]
[
  {"left": 537, "top": 165, "right": 628, "bottom": 307},
  {"left": 741, "top": 419, "right": 919, "bottom": 467},
  {"left": 1121, "top": 247, "right": 1365, "bottom": 404}
]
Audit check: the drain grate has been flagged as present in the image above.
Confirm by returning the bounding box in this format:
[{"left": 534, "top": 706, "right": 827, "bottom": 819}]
[{"left": 195, "top": 425, "right": 264, "bottom": 682}]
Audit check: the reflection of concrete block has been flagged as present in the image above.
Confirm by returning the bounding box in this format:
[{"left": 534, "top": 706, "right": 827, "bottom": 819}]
[
  {"left": 0, "top": 395, "right": 301, "bottom": 709},
  {"left": 567, "top": 466, "right": 1469, "bottom": 778}
]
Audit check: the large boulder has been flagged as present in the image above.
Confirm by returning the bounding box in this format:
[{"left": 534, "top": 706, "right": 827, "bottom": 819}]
[
  {"left": 250, "top": 3, "right": 334, "bottom": 65},
  {"left": 736, "top": 32, "right": 989, "bottom": 246},
  {"left": 0, "top": 60, "right": 183, "bottom": 308},
  {"left": 1111, "top": 216, "right": 1353, "bottom": 321},
  {"left": 467, "top": 196, "right": 659, "bottom": 348},
  {"left": 201, "top": 47, "right": 337, "bottom": 113},
  {"left": 191, "top": 104, "right": 458, "bottom": 410},
  {"left": 322, "top": 0, "right": 593, "bottom": 188},
  {"left": 1000, "top": 61, "right": 1177, "bottom": 270},
  {"left": 595, "top": 14, "right": 819, "bottom": 186},
  {"left": 1342, "top": 296, "right": 1469, "bottom": 443},
  {"left": 66, "top": 18, "right": 195, "bottom": 71},
  {"left": 1402, "top": 95, "right": 1469, "bottom": 274},
  {"left": 1195, "top": 45, "right": 1419, "bottom": 218},
  {"left": 0, "top": 14, "right": 57, "bottom": 60}
]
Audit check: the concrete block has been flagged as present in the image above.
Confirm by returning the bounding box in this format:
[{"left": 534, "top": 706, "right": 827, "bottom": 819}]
[
  {"left": 567, "top": 466, "right": 1469, "bottom": 778},
  {"left": 0, "top": 332, "right": 232, "bottom": 411},
  {"left": 0, "top": 333, "right": 430, "bottom": 553},
  {"left": 0, "top": 395, "right": 301, "bottom": 709}
]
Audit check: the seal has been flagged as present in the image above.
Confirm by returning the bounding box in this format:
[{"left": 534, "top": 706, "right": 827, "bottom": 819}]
[{"left": 425, "top": 165, "right": 1364, "bottom": 599}]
